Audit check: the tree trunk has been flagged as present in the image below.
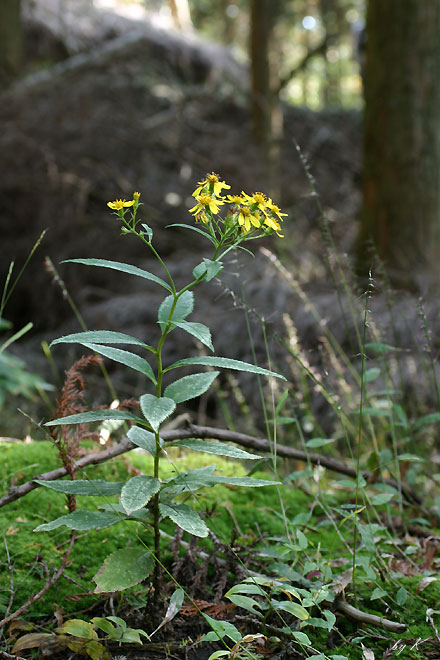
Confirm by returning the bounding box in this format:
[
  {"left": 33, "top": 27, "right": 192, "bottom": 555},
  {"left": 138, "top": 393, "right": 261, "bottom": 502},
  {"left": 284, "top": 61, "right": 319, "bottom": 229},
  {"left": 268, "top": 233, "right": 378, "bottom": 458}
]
[
  {"left": 357, "top": 0, "right": 440, "bottom": 289},
  {"left": 249, "top": 0, "right": 283, "bottom": 198},
  {"left": 0, "top": 0, "right": 22, "bottom": 88}
]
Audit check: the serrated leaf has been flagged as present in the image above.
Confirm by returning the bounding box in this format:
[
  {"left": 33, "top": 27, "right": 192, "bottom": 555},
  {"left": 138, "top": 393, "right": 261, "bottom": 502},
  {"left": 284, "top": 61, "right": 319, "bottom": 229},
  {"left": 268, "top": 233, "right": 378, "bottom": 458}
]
[
  {"left": 50, "top": 330, "right": 147, "bottom": 348},
  {"left": 64, "top": 258, "right": 171, "bottom": 291},
  {"left": 34, "top": 479, "right": 123, "bottom": 496},
  {"left": 193, "top": 259, "right": 223, "bottom": 282},
  {"left": 158, "top": 291, "right": 194, "bottom": 329},
  {"left": 127, "top": 426, "right": 161, "bottom": 456},
  {"left": 172, "top": 321, "right": 214, "bottom": 351},
  {"left": 274, "top": 600, "right": 310, "bottom": 620},
  {"left": 169, "top": 439, "right": 261, "bottom": 460},
  {"left": 45, "top": 409, "right": 143, "bottom": 427},
  {"left": 159, "top": 502, "right": 209, "bottom": 537},
  {"left": 120, "top": 476, "right": 161, "bottom": 514},
  {"left": 82, "top": 343, "right": 156, "bottom": 383},
  {"left": 139, "top": 394, "right": 176, "bottom": 431},
  {"left": 34, "top": 511, "right": 121, "bottom": 532},
  {"left": 94, "top": 548, "right": 154, "bottom": 592},
  {"left": 208, "top": 475, "right": 279, "bottom": 487},
  {"left": 164, "top": 371, "right": 219, "bottom": 403},
  {"left": 166, "top": 356, "right": 286, "bottom": 380}
]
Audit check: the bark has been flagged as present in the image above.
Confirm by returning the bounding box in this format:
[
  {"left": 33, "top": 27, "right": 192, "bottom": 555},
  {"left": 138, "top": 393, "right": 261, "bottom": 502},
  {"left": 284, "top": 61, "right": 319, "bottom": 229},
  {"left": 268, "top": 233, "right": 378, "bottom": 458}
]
[
  {"left": 357, "top": 0, "right": 440, "bottom": 289},
  {"left": 249, "top": 0, "right": 283, "bottom": 198},
  {"left": 0, "top": 0, "right": 22, "bottom": 87}
]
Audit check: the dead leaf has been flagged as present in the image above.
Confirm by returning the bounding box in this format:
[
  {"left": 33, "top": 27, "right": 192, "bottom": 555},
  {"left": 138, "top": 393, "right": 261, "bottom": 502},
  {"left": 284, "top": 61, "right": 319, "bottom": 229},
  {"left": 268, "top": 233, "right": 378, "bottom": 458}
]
[{"left": 417, "top": 577, "right": 439, "bottom": 593}]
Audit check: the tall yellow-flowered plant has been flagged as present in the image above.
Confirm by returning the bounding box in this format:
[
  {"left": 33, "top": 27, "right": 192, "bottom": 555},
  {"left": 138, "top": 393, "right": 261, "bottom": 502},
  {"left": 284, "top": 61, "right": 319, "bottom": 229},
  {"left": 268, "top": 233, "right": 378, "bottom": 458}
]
[{"left": 37, "top": 173, "right": 287, "bottom": 621}]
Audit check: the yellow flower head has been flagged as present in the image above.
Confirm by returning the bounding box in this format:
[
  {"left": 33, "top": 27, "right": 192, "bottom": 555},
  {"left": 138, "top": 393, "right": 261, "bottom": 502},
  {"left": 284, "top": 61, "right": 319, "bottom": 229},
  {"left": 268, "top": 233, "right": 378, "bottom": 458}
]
[
  {"left": 193, "top": 172, "right": 231, "bottom": 198},
  {"left": 226, "top": 194, "right": 245, "bottom": 205},
  {"left": 266, "top": 198, "right": 288, "bottom": 221},
  {"left": 107, "top": 199, "right": 135, "bottom": 210},
  {"left": 237, "top": 205, "right": 261, "bottom": 233},
  {"left": 133, "top": 192, "right": 141, "bottom": 200},
  {"left": 189, "top": 193, "right": 224, "bottom": 218},
  {"left": 250, "top": 192, "right": 268, "bottom": 211}
]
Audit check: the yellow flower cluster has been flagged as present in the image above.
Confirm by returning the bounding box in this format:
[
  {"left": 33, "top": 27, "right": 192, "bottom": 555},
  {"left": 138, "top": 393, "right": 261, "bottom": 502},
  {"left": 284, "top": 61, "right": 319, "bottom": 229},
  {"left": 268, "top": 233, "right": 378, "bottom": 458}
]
[{"left": 189, "top": 172, "right": 286, "bottom": 237}]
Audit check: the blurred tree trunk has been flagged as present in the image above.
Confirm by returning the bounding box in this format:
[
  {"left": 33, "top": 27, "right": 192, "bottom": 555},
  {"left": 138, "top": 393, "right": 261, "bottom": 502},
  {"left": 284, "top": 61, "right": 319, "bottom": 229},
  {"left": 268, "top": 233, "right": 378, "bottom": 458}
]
[
  {"left": 357, "top": 0, "right": 440, "bottom": 289},
  {"left": 250, "top": 0, "right": 283, "bottom": 198},
  {"left": 168, "top": 0, "right": 192, "bottom": 31},
  {"left": 0, "top": 0, "right": 22, "bottom": 88}
]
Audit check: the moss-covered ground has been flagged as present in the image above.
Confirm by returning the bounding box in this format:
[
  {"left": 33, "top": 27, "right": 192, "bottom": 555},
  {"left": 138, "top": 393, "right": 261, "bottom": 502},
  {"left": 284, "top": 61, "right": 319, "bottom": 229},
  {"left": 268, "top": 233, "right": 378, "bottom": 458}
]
[{"left": 1, "top": 440, "right": 440, "bottom": 659}]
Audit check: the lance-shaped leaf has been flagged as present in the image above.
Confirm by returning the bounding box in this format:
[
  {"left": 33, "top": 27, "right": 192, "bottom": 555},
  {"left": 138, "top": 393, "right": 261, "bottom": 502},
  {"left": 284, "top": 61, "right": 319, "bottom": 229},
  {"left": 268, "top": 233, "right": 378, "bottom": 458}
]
[
  {"left": 139, "top": 394, "right": 176, "bottom": 432},
  {"left": 50, "top": 330, "right": 149, "bottom": 348},
  {"left": 164, "top": 371, "right": 219, "bottom": 404},
  {"left": 157, "top": 290, "right": 194, "bottom": 329},
  {"left": 127, "top": 426, "right": 162, "bottom": 456},
  {"left": 168, "top": 439, "right": 261, "bottom": 460},
  {"left": 34, "top": 510, "right": 121, "bottom": 532},
  {"left": 45, "top": 409, "right": 143, "bottom": 427},
  {"left": 82, "top": 343, "right": 156, "bottom": 384},
  {"left": 160, "top": 502, "right": 209, "bottom": 537},
  {"left": 120, "top": 475, "right": 161, "bottom": 514},
  {"left": 165, "top": 356, "right": 286, "bottom": 380},
  {"left": 34, "top": 479, "right": 123, "bottom": 496},
  {"left": 64, "top": 258, "right": 171, "bottom": 291},
  {"left": 93, "top": 548, "right": 154, "bottom": 592},
  {"left": 172, "top": 321, "right": 214, "bottom": 351}
]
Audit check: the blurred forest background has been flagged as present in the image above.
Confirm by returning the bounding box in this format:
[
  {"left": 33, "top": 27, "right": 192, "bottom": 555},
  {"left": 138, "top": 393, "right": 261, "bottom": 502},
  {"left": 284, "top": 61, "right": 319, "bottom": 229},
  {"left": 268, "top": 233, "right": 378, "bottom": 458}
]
[{"left": 1, "top": 0, "right": 440, "bottom": 437}]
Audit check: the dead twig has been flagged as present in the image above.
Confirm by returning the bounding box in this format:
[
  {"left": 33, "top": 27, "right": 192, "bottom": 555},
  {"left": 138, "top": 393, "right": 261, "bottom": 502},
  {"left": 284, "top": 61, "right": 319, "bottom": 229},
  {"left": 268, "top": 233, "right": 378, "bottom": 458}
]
[
  {"left": 334, "top": 597, "right": 407, "bottom": 633},
  {"left": 0, "top": 425, "right": 420, "bottom": 508}
]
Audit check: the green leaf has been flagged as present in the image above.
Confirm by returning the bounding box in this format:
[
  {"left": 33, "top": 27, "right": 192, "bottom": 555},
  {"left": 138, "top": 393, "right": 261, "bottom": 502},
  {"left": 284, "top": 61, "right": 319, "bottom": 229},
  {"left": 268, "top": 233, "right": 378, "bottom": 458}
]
[
  {"left": 120, "top": 476, "right": 161, "bottom": 514},
  {"left": 60, "top": 620, "right": 98, "bottom": 640},
  {"left": 159, "top": 502, "right": 209, "bottom": 537},
  {"left": 141, "top": 224, "right": 153, "bottom": 242},
  {"left": 90, "top": 618, "right": 116, "bottom": 636},
  {"left": 291, "top": 631, "right": 311, "bottom": 645},
  {"left": 371, "top": 493, "right": 394, "bottom": 505},
  {"left": 82, "top": 344, "right": 156, "bottom": 383},
  {"left": 166, "top": 223, "right": 216, "bottom": 245},
  {"left": 305, "top": 438, "right": 334, "bottom": 449},
  {"left": 93, "top": 548, "right": 154, "bottom": 592},
  {"left": 364, "top": 342, "right": 397, "bottom": 353},
  {"left": 172, "top": 321, "right": 214, "bottom": 351},
  {"left": 50, "top": 330, "right": 148, "bottom": 348},
  {"left": 127, "top": 426, "right": 161, "bottom": 456},
  {"left": 34, "top": 511, "right": 121, "bottom": 532},
  {"left": 412, "top": 412, "right": 440, "bottom": 430},
  {"left": 192, "top": 259, "right": 223, "bottom": 282},
  {"left": 363, "top": 367, "right": 381, "bottom": 383},
  {"left": 139, "top": 394, "right": 176, "bottom": 432},
  {"left": 370, "top": 587, "right": 387, "bottom": 600},
  {"left": 63, "top": 258, "right": 171, "bottom": 291},
  {"left": 274, "top": 600, "right": 310, "bottom": 620},
  {"left": 226, "top": 594, "right": 262, "bottom": 616},
  {"left": 158, "top": 291, "right": 194, "bottom": 329},
  {"left": 396, "top": 587, "right": 408, "bottom": 605},
  {"left": 45, "top": 409, "right": 143, "bottom": 427},
  {"left": 34, "top": 479, "right": 123, "bottom": 496},
  {"left": 201, "top": 615, "right": 242, "bottom": 643},
  {"left": 207, "top": 475, "right": 279, "bottom": 487},
  {"left": 169, "top": 439, "right": 261, "bottom": 460},
  {"left": 164, "top": 371, "right": 219, "bottom": 403},
  {"left": 166, "top": 356, "right": 286, "bottom": 380}
]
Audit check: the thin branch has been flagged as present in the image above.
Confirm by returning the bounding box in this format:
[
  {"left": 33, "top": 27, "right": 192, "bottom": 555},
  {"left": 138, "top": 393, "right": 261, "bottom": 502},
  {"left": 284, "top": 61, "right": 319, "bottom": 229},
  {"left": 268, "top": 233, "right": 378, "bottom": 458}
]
[
  {"left": 0, "top": 424, "right": 420, "bottom": 508},
  {"left": 279, "top": 36, "right": 329, "bottom": 91},
  {"left": 334, "top": 597, "right": 407, "bottom": 633}
]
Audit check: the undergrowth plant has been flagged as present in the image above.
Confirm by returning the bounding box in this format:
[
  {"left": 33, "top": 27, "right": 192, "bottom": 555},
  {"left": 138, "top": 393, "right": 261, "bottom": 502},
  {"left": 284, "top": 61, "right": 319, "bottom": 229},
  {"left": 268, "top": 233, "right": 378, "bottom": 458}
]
[{"left": 33, "top": 175, "right": 288, "bottom": 609}]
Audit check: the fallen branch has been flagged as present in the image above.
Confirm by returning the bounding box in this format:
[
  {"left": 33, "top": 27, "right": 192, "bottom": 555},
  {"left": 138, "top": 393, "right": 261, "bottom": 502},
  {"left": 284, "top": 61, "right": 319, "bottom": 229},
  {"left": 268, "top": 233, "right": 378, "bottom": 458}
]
[
  {"left": 0, "top": 424, "right": 420, "bottom": 508},
  {"left": 334, "top": 597, "right": 407, "bottom": 633}
]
